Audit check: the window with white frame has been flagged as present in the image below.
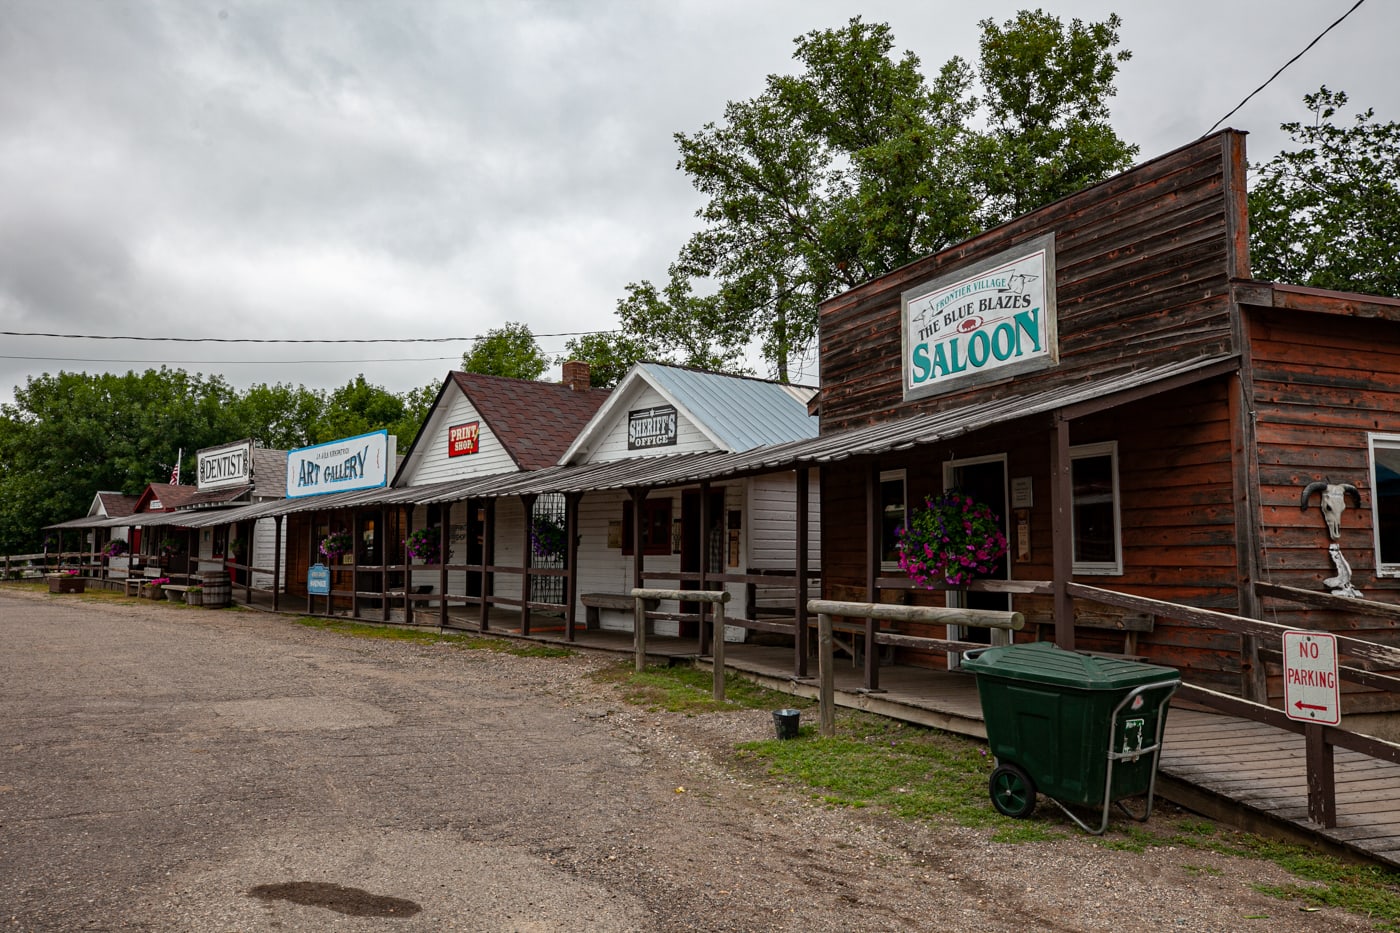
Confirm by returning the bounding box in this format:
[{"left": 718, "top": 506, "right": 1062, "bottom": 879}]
[
  {"left": 879, "top": 469, "right": 907, "bottom": 570},
  {"left": 1369, "top": 434, "right": 1400, "bottom": 575},
  {"left": 1071, "top": 441, "right": 1122, "bottom": 575}
]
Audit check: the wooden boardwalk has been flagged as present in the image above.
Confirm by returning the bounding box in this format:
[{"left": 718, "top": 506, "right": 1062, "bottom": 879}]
[{"left": 232, "top": 595, "right": 1400, "bottom": 869}]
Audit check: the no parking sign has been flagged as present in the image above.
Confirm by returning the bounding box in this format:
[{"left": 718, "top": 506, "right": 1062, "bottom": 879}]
[{"left": 1282, "top": 630, "right": 1341, "bottom": 726}]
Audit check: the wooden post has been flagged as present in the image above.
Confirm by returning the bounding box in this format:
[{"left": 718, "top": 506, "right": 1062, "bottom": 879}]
[
  {"left": 403, "top": 507, "right": 415, "bottom": 625},
  {"left": 520, "top": 493, "right": 537, "bottom": 636},
  {"left": 564, "top": 492, "right": 582, "bottom": 642},
  {"left": 307, "top": 516, "right": 316, "bottom": 615},
  {"left": 634, "top": 592, "right": 648, "bottom": 672},
  {"left": 480, "top": 500, "right": 495, "bottom": 631},
  {"left": 439, "top": 509, "right": 450, "bottom": 631},
  {"left": 378, "top": 507, "right": 388, "bottom": 623},
  {"left": 1229, "top": 372, "right": 1267, "bottom": 702},
  {"left": 795, "top": 467, "right": 810, "bottom": 678},
  {"left": 711, "top": 597, "right": 726, "bottom": 701},
  {"left": 698, "top": 479, "right": 712, "bottom": 655},
  {"left": 864, "top": 463, "right": 881, "bottom": 691},
  {"left": 818, "top": 611, "right": 835, "bottom": 736},
  {"left": 272, "top": 516, "right": 283, "bottom": 613},
  {"left": 630, "top": 487, "right": 647, "bottom": 645},
  {"left": 1050, "top": 414, "right": 1076, "bottom": 650},
  {"left": 1306, "top": 723, "right": 1337, "bottom": 828}
]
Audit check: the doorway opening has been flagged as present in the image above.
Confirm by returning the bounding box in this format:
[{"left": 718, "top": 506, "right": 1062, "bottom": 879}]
[{"left": 942, "top": 454, "right": 1010, "bottom": 668}]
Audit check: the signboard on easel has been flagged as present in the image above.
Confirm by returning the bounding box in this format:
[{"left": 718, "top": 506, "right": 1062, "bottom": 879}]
[{"left": 1282, "top": 630, "right": 1341, "bottom": 726}]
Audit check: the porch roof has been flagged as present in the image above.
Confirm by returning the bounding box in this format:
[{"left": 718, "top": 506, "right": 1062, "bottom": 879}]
[{"left": 55, "top": 354, "right": 1237, "bottom": 530}]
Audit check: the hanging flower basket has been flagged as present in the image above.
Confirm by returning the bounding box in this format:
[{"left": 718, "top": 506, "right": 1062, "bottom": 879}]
[
  {"left": 406, "top": 526, "right": 442, "bottom": 565},
  {"left": 529, "top": 515, "right": 566, "bottom": 561},
  {"left": 318, "top": 530, "right": 353, "bottom": 563},
  {"left": 896, "top": 491, "right": 1009, "bottom": 589},
  {"left": 103, "top": 539, "right": 129, "bottom": 558}
]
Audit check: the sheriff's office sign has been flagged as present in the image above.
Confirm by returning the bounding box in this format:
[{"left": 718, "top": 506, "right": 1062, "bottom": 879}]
[
  {"left": 286, "top": 430, "right": 394, "bottom": 498},
  {"left": 628, "top": 405, "right": 678, "bottom": 450},
  {"left": 902, "top": 234, "right": 1058, "bottom": 401},
  {"left": 448, "top": 421, "right": 480, "bottom": 458},
  {"left": 197, "top": 439, "right": 252, "bottom": 491}
]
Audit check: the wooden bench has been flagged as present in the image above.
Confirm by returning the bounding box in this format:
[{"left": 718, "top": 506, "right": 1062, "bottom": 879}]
[
  {"left": 581, "top": 593, "right": 659, "bottom": 631},
  {"left": 124, "top": 567, "right": 164, "bottom": 597}
]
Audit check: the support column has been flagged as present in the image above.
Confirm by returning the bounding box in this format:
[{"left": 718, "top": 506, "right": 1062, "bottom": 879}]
[
  {"left": 520, "top": 494, "right": 537, "bottom": 635},
  {"left": 864, "top": 462, "right": 881, "bottom": 691},
  {"left": 795, "top": 466, "right": 810, "bottom": 678},
  {"left": 1050, "top": 414, "right": 1076, "bottom": 650},
  {"left": 404, "top": 507, "right": 415, "bottom": 625},
  {"left": 439, "top": 508, "right": 450, "bottom": 630},
  {"left": 272, "top": 516, "right": 283, "bottom": 612},
  {"left": 307, "top": 516, "right": 316, "bottom": 615},
  {"left": 699, "top": 479, "right": 712, "bottom": 655},
  {"left": 630, "top": 487, "right": 648, "bottom": 644},
  {"left": 479, "top": 500, "right": 495, "bottom": 631},
  {"left": 564, "top": 492, "right": 582, "bottom": 642}
]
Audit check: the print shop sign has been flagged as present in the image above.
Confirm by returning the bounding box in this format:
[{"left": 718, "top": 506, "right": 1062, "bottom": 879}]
[
  {"left": 285, "top": 430, "right": 394, "bottom": 499},
  {"left": 902, "top": 235, "right": 1059, "bottom": 401}
]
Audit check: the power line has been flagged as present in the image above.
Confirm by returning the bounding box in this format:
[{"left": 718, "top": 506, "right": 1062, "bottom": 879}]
[
  {"left": 0, "top": 354, "right": 464, "bottom": 365},
  {"left": 0, "top": 329, "right": 617, "bottom": 344},
  {"left": 1206, "top": 0, "right": 1368, "bottom": 135}
]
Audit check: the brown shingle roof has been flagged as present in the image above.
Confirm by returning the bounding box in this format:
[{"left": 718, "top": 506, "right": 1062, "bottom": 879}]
[
  {"left": 449, "top": 372, "right": 609, "bottom": 471},
  {"left": 95, "top": 492, "right": 140, "bottom": 518}
]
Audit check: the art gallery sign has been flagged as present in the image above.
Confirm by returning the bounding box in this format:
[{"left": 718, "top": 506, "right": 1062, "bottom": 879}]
[
  {"left": 286, "top": 430, "right": 395, "bottom": 498},
  {"left": 197, "top": 439, "right": 253, "bottom": 491},
  {"left": 902, "top": 234, "right": 1059, "bottom": 401}
]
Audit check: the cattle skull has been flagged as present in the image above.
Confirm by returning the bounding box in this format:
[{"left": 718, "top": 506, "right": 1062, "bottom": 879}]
[{"left": 1299, "top": 478, "right": 1362, "bottom": 540}]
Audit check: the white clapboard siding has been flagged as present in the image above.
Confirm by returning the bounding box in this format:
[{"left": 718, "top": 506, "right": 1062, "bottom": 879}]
[
  {"left": 251, "top": 517, "right": 284, "bottom": 589},
  {"left": 407, "top": 501, "right": 468, "bottom": 596},
  {"left": 401, "top": 392, "right": 518, "bottom": 486},
  {"left": 489, "top": 497, "right": 526, "bottom": 603},
  {"left": 585, "top": 385, "right": 717, "bottom": 463},
  {"left": 746, "top": 468, "right": 822, "bottom": 610}
]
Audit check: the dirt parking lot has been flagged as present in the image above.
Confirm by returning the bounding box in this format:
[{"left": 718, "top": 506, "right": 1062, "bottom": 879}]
[{"left": 0, "top": 588, "right": 1379, "bottom": 931}]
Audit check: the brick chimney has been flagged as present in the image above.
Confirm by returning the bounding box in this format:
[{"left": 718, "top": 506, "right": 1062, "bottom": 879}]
[{"left": 561, "top": 360, "right": 591, "bottom": 392}]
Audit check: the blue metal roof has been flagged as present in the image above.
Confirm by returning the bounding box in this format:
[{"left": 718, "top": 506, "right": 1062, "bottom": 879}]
[{"left": 638, "top": 363, "right": 818, "bottom": 451}]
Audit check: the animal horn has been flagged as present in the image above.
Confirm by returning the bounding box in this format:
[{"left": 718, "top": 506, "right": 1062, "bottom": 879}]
[
  {"left": 1300, "top": 480, "right": 1329, "bottom": 511},
  {"left": 1343, "top": 483, "right": 1363, "bottom": 508}
]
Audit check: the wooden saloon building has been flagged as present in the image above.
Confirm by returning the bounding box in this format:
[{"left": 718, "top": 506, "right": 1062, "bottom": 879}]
[{"left": 796, "top": 128, "right": 1400, "bottom": 711}]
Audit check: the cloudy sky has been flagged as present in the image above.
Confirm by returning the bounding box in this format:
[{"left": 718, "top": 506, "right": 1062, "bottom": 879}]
[{"left": 0, "top": 0, "right": 1392, "bottom": 406}]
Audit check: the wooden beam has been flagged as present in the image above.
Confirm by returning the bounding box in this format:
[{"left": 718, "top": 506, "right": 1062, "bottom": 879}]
[
  {"left": 1050, "top": 415, "right": 1075, "bottom": 650},
  {"left": 564, "top": 492, "right": 582, "bottom": 642},
  {"left": 865, "top": 462, "right": 881, "bottom": 691},
  {"left": 272, "top": 515, "right": 282, "bottom": 613},
  {"left": 795, "top": 466, "right": 810, "bottom": 678},
  {"left": 519, "top": 493, "right": 537, "bottom": 636}
]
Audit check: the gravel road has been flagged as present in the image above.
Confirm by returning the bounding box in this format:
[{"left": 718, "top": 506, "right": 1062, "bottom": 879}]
[{"left": 0, "top": 588, "right": 1378, "bottom": 932}]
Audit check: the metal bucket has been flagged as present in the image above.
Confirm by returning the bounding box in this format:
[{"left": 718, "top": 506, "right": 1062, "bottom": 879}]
[{"left": 772, "top": 708, "right": 801, "bottom": 740}]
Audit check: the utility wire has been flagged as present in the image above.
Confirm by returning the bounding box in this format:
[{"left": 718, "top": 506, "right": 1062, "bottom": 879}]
[
  {"left": 0, "top": 354, "right": 464, "bottom": 365},
  {"left": 0, "top": 329, "right": 616, "bottom": 344},
  {"left": 1206, "top": 0, "right": 1368, "bottom": 135}
]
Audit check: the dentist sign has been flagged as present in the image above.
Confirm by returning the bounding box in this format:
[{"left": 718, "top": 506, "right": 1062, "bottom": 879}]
[
  {"left": 902, "top": 234, "right": 1058, "bottom": 401},
  {"left": 286, "top": 430, "right": 395, "bottom": 499}
]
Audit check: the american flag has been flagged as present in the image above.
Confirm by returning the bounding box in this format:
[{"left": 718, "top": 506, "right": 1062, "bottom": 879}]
[{"left": 170, "top": 448, "right": 182, "bottom": 484}]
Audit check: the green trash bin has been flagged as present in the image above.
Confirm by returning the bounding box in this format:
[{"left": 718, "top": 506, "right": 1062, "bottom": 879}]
[{"left": 961, "top": 641, "right": 1181, "bottom": 835}]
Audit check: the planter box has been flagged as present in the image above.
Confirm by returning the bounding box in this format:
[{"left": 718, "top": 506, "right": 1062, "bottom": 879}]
[
  {"left": 47, "top": 575, "right": 85, "bottom": 594},
  {"left": 143, "top": 586, "right": 164, "bottom": 600}
]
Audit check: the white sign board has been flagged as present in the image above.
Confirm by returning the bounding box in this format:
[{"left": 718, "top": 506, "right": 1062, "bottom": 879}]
[
  {"left": 901, "top": 233, "right": 1058, "bottom": 401},
  {"left": 286, "top": 430, "right": 395, "bottom": 499},
  {"left": 1282, "top": 630, "right": 1341, "bottom": 726},
  {"left": 196, "top": 439, "right": 253, "bottom": 491}
]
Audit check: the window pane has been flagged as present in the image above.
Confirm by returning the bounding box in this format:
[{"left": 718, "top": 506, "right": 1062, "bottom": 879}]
[
  {"left": 880, "top": 477, "right": 906, "bottom": 565},
  {"left": 1377, "top": 445, "right": 1400, "bottom": 565},
  {"left": 1072, "top": 454, "right": 1116, "bottom": 564}
]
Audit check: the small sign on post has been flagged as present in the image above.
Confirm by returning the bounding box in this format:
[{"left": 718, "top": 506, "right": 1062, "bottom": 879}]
[
  {"left": 1282, "top": 630, "right": 1341, "bottom": 726},
  {"left": 308, "top": 562, "right": 331, "bottom": 596}
]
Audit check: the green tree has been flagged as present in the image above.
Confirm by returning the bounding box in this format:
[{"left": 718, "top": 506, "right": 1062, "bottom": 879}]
[
  {"left": 560, "top": 331, "right": 655, "bottom": 389},
  {"left": 389, "top": 381, "right": 440, "bottom": 448},
  {"left": 311, "top": 374, "right": 407, "bottom": 445},
  {"left": 229, "top": 382, "right": 324, "bottom": 450},
  {"left": 1249, "top": 87, "right": 1400, "bottom": 296},
  {"left": 460, "top": 322, "right": 549, "bottom": 380},
  {"left": 622, "top": 12, "right": 1136, "bottom": 381},
  {"left": 0, "top": 368, "right": 239, "bottom": 552},
  {"left": 973, "top": 10, "right": 1138, "bottom": 224},
  {"left": 615, "top": 275, "right": 752, "bottom": 376}
]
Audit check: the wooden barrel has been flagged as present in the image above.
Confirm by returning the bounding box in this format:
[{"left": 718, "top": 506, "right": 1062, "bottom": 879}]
[{"left": 201, "top": 570, "right": 231, "bottom": 608}]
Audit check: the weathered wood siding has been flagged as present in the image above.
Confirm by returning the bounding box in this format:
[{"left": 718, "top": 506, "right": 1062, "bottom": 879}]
[
  {"left": 1248, "top": 304, "right": 1400, "bottom": 680},
  {"left": 819, "top": 383, "right": 1244, "bottom": 689},
  {"left": 818, "top": 132, "right": 1247, "bottom": 434}
]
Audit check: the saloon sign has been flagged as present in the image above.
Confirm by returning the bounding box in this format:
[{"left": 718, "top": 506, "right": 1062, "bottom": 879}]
[
  {"left": 286, "top": 430, "right": 394, "bottom": 498},
  {"left": 902, "top": 234, "right": 1058, "bottom": 401}
]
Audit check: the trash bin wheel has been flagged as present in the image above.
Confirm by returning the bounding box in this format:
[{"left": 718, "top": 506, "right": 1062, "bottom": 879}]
[{"left": 990, "top": 763, "right": 1037, "bottom": 819}]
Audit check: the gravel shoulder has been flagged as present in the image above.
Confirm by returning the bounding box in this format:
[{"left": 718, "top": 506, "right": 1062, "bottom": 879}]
[{"left": 0, "top": 588, "right": 1381, "bottom": 932}]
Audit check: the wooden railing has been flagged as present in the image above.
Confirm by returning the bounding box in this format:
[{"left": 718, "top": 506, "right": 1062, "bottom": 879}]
[
  {"left": 1068, "top": 582, "right": 1400, "bottom": 828},
  {"left": 632, "top": 588, "right": 732, "bottom": 697}
]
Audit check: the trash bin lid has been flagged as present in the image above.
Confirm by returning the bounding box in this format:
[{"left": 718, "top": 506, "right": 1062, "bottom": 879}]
[{"left": 961, "top": 641, "right": 1178, "bottom": 690}]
